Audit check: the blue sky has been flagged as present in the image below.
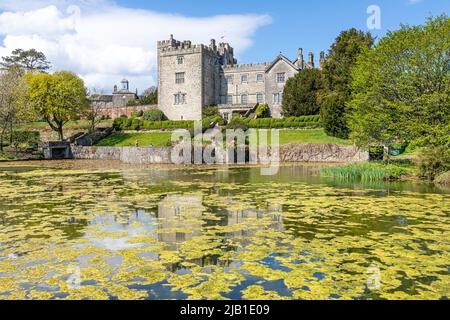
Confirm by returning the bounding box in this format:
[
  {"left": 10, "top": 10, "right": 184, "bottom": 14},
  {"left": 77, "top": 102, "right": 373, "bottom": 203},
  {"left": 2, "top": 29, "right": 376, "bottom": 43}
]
[
  {"left": 117, "top": 0, "right": 449, "bottom": 64},
  {"left": 0, "top": 0, "right": 447, "bottom": 91}
]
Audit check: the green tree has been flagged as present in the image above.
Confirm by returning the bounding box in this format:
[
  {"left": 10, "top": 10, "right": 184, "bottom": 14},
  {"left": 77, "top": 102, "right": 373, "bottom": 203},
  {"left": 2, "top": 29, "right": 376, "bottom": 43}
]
[
  {"left": 282, "top": 69, "right": 323, "bottom": 117},
  {"left": 24, "top": 71, "right": 89, "bottom": 141},
  {"left": 140, "top": 87, "right": 158, "bottom": 105},
  {"left": 1, "top": 49, "right": 51, "bottom": 72},
  {"left": 319, "top": 29, "right": 374, "bottom": 139},
  {"left": 255, "top": 104, "right": 271, "bottom": 118},
  {"left": 348, "top": 15, "right": 450, "bottom": 149}
]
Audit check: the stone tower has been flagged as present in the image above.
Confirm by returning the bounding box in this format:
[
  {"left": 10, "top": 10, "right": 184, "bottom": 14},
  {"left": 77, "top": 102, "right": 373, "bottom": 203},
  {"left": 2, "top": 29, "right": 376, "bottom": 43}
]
[{"left": 157, "top": 35, "right": 237, "bottom": 121}]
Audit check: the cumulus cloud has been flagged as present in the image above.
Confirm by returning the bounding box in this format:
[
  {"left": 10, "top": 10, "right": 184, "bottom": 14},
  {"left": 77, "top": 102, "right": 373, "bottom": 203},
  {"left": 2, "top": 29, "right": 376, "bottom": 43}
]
[{"left": 0, "top": 1, "right": 271, "bottom": 92}]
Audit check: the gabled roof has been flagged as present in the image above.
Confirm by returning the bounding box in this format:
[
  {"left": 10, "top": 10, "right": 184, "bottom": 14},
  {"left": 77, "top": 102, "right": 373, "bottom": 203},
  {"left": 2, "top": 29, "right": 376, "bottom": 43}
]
[{"left": 265, "top": 54, "right": 299, "bottom": 73}]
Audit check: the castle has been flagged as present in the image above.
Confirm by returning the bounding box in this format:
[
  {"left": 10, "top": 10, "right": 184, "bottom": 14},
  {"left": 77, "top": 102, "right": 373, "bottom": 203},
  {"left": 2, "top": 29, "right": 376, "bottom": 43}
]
[{"left": 157, "top": 35, "right": 324, "bottom": 121}]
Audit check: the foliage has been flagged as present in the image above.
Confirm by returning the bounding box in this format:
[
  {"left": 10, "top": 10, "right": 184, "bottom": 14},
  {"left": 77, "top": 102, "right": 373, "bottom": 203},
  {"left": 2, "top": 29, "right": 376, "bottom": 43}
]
[
  {"left": 203, "top": 106, "right": 220, "bottom": 118},
  {"left": 142, "top": 109, "right": 167, "bottom": 121},
  {"left": 434, "top": 171, "right": 450, "bottom": 186},
  {"left": 0, "top": 66, "right": 25, "bottom": 151},
  {"left": 1, "top": 49, "right": 51, "bottom": 72},
  {"left": 113, "top": 117, "right": 194, "bottom": 131},
  {"left": 348, "top": 15, "right": 450, "bottom": 149},
  {"left": 321, "top": 161, "right": 410, "bottom": 181},
  {"left": 0, "top": 151, "right": 17, "bottom": 160},
  {"left": 23, "top": 71, "right": 89, "bottom": 141},
  {"left": 9, "top": 131, "right": 40, "bottom": 151},
  {"left": 282, "top": 69, "right": 323, "bottom": 117},
  {"left": 255, "top": 104, "right": 271, "bottom": 118},
  {"left": 319, "top": 29, "right": 374, "bottom": 139},
  {"left": 140, "top": 87, "right": 158, "bottom": 105},
  {"left": 126, "top": 99, "right": 138, "bottom": 107},
  {"left": 227, "top": 115, "right": 321, "bottom": 129},
  {"left": 416, "top": 146, "right": 450, "bottom": 180}
]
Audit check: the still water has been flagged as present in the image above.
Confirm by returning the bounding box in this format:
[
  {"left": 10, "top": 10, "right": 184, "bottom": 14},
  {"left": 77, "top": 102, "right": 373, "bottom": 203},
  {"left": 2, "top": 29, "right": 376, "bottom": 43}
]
[{"left": 0, "top": 161, "right": 448, "bottom": 300}]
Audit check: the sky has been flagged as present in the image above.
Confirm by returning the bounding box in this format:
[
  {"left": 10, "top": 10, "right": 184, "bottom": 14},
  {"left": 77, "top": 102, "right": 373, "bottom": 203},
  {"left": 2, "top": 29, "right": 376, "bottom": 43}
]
[{"left": 0, "top": 0, "right": 448, "bottom": 93}]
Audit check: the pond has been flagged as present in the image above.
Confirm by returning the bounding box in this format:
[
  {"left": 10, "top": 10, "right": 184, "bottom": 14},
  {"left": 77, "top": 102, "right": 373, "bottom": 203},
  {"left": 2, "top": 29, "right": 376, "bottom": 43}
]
[{"left": 0, "top": 160, "right": 448, "bottom": 300}]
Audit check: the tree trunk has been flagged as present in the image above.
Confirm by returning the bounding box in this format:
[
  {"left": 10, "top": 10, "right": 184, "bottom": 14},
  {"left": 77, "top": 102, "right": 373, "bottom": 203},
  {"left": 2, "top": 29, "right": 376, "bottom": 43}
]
[{"left": 58, "top": 127, "right": 64, "bottom": 141}]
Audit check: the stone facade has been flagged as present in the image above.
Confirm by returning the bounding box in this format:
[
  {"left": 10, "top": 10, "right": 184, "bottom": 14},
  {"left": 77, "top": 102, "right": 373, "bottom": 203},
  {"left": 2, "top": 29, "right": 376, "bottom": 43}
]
[{"left": 158, "top": 35, "right": 322, "bottom": 121}]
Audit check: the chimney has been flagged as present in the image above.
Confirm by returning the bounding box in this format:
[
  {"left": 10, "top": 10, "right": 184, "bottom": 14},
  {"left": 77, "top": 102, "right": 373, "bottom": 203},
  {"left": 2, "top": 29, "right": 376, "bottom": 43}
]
[
  {"left": 297, "top": 48, "right": 304, "bottom": 69},
  {"left": 319, "top": 51, "right": 325, "bottom": 69},
  {"left": 308, "top": 52, "right": 314, "bottom": 68},
  {"left": 210, "top": 39, "right": 217, "bottom": 52}
]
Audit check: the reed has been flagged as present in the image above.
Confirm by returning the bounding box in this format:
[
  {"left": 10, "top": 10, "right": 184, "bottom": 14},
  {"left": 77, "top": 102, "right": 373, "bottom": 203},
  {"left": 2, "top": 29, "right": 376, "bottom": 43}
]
[{"left": 321, "top": 162, "right": 408, "bottom": 182}]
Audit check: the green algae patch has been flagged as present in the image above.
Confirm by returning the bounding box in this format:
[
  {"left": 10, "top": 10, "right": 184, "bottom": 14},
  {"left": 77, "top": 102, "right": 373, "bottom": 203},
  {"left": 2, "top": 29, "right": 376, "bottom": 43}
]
[{"left": 0, "top": 165, "right": 448, "bottom": 300}]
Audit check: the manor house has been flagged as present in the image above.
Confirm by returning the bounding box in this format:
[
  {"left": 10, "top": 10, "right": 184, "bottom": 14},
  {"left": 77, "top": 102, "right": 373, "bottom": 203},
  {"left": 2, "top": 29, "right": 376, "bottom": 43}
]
[{"left": 158, "top": 35, "right": 324, "bottom": 120}]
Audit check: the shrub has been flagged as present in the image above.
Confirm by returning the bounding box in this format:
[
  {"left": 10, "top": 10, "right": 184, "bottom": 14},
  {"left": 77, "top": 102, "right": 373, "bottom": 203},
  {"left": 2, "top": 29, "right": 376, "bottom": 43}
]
[
  {"left": 142, "top": 109, "right": 167, "bottom": 121},
  {"left": 10, "top": 131, "right": 40, "bottom": 150},
  {"left": 416, "top": 146, "right": 450, "bottom": 180},
  {"left": 321, "top": 162, "right": 408, "bottom": 182},
  {"left": 203, "top": 106, "right": 220, "bottom": 118},
  {"left": 435, "top": 171, "right": 450, "bottom": 186},
  {"left": 255, "top": 104, "right": 271, "bottom": 118}
]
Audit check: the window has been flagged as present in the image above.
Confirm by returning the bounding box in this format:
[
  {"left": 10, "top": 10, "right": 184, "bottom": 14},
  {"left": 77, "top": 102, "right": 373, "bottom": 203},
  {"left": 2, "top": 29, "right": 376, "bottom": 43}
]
[
  {"left": 177, "top": 56, "right": 184, "bottom": 64},
  {"left": 241, "top": 74, "right": 248, "bottom": 83},
  {"left": 273, "top": 92, "right": 283, "bottom": 104},
  {"left": 241, "top": 94, "right": 248, "bottom": 104},
  {"left": 174, "top": 93, "right": 186, "bottom": 105},
  {"left": 226, "top": 75, "right": 234, "bottom": 84},
  {"left": 227, "top": 95, "right": 233, "bottom": 104},
  {"left": 276, "top": 72, "right": 286, "bottom": 83},
  {"left": 175, "top": 72, "right": 185, "bottom": 84},
  {"left": 257, "top": 74, "right": 264, "bottom": 82},
  {"left": 257, "top": 93, "right": 264, "bottom": 104}
]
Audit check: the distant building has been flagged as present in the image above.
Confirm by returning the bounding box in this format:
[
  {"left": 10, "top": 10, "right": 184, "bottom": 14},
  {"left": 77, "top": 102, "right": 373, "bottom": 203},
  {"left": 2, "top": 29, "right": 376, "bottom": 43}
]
[
  {"left": 90, "top": 79, "right": 156, "bottom": 118},
  {"left": 157, "top": 35, "right": 324, "bottom": 121}
]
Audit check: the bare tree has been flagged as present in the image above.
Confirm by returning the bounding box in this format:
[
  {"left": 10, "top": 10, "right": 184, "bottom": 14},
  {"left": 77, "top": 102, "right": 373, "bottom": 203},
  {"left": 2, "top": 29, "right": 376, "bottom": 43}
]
[
  {"left": 0, "top": 66, "right": 24, "bottom": 151},
  {"left": 86, "top": 89, "right": 107, "bottom": 133}
]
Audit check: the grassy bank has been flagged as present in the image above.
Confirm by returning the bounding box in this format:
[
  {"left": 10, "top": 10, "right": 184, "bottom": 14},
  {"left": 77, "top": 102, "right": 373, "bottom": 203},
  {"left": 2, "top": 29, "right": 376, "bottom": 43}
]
[
  {"left": 96, "top": 129, "right": 351, "bottom": 147},
  {"left": 95, "top": 132, "right": 173, "bottom": 147},
  {"left": 0, "top": 151, "right": 18, "bottom": 161},
  {"left": 321, "top": 161, "right": 415, "bottom": 182}
]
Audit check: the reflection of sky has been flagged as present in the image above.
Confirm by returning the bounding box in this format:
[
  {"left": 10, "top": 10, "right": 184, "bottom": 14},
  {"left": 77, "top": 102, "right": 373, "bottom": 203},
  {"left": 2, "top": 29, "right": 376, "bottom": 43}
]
[{"left": 85, "top": 210, "right": 159, "bottom": 251}]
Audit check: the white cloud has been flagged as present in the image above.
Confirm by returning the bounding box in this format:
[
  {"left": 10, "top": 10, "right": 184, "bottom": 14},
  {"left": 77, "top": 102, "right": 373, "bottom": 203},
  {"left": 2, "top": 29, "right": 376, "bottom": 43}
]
[{"left": 0, "top": 1, "right": 271, "bottom": 92}]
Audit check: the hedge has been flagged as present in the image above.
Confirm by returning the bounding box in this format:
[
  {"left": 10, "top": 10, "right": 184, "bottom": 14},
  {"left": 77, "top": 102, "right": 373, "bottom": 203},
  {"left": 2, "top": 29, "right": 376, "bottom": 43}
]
[
  {"left": 113, "top": 117, "right": 194, "bottom": 131},
  {"left": 240, "top": 115, "right": 321, "bottom": 129}
]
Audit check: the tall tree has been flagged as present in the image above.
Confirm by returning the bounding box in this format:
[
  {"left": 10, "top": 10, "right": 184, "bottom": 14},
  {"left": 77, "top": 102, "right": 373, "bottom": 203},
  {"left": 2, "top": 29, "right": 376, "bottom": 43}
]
[
  {"left": 1, "top": 49, "right": 51, "bottom": 72},
  {"left": 23, "top": 71, "right": 89, "bottom": 141},
  {"left": 86, "top": 89, "right": 106, "bottom": 133},
  {"left": 0, "top": 66, "right": 24, "bottom": 151},
  {"left": 282, "top": 68, "right": 323, "bottom": 117},
  {"left": 348, "top": 15, "right": 450, "bottom": 149},
  {"left": 140, "top": 87, "right": 158, "bottom": 105},
  {"left": 319, "top": 29, "right": 374, "bottom": 139}
]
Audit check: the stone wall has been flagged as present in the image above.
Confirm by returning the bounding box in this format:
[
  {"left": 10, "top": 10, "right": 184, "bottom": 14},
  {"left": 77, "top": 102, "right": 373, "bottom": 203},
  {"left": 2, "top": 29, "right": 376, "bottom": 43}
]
[
  {"left": 71, "top": 143, "right": 368, "bottom": 164},
  {"left": 97, "top": 104, "right": 157, "bottom": 119},
  {"left": 71, "top": 145, "right": 172, "bottom": 164}
]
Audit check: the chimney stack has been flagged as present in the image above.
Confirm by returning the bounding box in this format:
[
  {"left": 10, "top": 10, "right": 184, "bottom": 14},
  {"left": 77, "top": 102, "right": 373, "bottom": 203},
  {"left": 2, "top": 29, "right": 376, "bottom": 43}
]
[
  {"left": 319, "top": 51, "right": 325, "bottom": 69},
  {"left": 308, "top": 52, "right": 314, "bottom": 68},
  {"left": 297, "top": 48, "right": 304, "bottom": 69},
  {"left": 210, "top": 39, "right": 217, "bottom": 52}
]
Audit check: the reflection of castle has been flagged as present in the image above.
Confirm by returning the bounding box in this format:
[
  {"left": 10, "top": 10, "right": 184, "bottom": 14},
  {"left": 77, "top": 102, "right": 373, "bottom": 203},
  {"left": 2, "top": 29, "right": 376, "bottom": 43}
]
[{"left": 157, "top": 195, "right": 204, "bottom": 251}]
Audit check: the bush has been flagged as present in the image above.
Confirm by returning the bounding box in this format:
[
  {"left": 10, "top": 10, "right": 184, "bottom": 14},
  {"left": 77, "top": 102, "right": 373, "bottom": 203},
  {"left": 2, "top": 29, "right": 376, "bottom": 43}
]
[
  {"left": 416, "top": 146, "right": 450, "bottom": 180},
  {"left": 203, "top": 106, "right": 220, "bottom": 118},
  {"left": 321, "top": 162, "right": 408, "bottom": 182},
  {"left": 435, "top": 171, "right": 450, "bottom": 186},
  {"left": 10, "top": 131, "right": 40, "bottom": 150},
  {"left": 114, "top": 117, "right": 194, "bottom": 131},
  {"left": 142, "top": 109, "right": 167, "bottom": 121},
  {"left": 255, "top": 104, "right": 271, "bottom": 118}
]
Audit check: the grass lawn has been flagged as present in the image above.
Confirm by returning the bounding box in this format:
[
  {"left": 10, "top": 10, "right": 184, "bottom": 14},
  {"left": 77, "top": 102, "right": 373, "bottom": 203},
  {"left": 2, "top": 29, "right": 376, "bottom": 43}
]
[
  {"left": 95, "top": 129, "right": 351, "bottom": 147},
  {"left": 276, "top": 129, "right": 352, "bottom": 145},
  {"left": 95, "top": 132, "right": 173, "bottom": 147}
]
